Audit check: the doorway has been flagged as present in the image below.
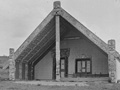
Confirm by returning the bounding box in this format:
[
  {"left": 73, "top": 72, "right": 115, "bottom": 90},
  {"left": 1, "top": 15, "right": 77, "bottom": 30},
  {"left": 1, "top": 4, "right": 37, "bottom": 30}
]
[{"left": 60, "top": 57, "right": 68, "bottom": 78}]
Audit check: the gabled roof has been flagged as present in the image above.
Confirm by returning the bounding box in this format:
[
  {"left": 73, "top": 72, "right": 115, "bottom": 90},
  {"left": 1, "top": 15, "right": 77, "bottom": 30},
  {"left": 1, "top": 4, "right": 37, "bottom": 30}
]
[{"left": 14, "top": 1, "right": 120, "bottom": 63}]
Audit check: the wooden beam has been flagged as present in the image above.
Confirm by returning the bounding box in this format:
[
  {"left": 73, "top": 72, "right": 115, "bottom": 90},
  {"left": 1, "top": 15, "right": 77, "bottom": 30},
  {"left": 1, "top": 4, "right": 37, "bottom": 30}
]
[{"left": 55, "top": 15, "right": 60, "bottom": 81}]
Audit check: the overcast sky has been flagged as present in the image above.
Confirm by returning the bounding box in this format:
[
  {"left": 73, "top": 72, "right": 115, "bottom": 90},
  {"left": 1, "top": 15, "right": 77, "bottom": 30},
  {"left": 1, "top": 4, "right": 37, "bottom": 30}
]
[{"left": 0, "top": 0, "right": 120, "bottom": 56}]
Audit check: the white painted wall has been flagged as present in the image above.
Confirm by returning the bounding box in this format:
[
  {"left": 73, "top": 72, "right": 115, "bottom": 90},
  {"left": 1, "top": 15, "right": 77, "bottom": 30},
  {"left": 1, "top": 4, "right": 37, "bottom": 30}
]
[
  {"left": 35, "top": 52, "right": 53, "bottom": 80},
  {"left": 116, "top": 58, "right": 120, "bottom": 82}
]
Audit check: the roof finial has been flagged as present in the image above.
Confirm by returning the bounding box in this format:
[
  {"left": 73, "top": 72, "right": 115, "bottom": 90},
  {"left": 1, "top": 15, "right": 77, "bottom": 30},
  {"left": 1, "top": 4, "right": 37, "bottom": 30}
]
[
  {"left": 53, "top": 1, "right": 61, "bottom": 9},
  {"left": 108, "top": 39, "right": 116, "bottom": 50}
]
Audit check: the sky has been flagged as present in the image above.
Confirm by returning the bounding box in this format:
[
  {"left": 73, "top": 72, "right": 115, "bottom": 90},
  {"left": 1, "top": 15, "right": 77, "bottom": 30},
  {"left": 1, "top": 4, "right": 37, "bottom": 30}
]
[{"left": 0, "top": 0, "right": 120, "bottom": 56}]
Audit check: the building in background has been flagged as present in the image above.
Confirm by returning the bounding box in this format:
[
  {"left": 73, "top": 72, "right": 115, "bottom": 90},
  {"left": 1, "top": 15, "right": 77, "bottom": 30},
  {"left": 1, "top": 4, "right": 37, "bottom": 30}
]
[
  {"left": 0, "top": 56, "right": 9, "bottom": 80},
  {"left": 0, "top": 56, "right": 9, "bottom": 69}
]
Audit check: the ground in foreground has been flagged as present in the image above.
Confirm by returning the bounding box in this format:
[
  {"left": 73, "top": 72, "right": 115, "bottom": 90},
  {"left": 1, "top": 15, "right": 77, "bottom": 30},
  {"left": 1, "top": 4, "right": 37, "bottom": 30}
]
[{"left": 0, "top": 81, "right": 119, "bottom": 90}]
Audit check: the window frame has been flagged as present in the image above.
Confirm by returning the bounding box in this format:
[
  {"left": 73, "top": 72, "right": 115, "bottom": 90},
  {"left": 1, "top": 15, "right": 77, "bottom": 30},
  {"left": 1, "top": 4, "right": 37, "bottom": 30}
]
[{"left": 75, "top": 58, "right": 92, "bottom": 74}]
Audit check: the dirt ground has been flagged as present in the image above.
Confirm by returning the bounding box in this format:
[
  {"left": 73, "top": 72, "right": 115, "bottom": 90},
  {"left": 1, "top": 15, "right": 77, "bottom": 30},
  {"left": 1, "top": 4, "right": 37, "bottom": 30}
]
[{"left": 0, "top": 81, "right": 120, "bottom": 90}]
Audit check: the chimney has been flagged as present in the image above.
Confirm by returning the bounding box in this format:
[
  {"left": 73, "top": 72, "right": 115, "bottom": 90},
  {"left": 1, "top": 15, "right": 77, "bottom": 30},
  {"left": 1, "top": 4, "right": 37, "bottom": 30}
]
[
  {"left": 9, "top": 48, "right": 14, "bottom": 59},
  {"left": 53, "top": 1, "right": 61, "bottom": 9},
  {"left": 108, "top": 39, "right": 116, "bottom": 51}
]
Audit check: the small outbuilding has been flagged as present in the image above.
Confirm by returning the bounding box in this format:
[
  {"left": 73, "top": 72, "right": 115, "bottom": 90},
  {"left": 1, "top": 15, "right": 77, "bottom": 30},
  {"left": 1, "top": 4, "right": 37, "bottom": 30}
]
[{"left": 12, "top": 1, "right": 120, "bottom": 83}]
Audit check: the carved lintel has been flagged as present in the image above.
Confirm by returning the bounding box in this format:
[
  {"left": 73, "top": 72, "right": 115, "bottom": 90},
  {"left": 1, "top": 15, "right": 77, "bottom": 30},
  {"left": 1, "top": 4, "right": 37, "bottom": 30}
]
[
  {"left": 79, "top": 54, "right": 92, "bottom": 59},
  {"left": 51, "top": 48, "right": 70, "bottom": 58}
]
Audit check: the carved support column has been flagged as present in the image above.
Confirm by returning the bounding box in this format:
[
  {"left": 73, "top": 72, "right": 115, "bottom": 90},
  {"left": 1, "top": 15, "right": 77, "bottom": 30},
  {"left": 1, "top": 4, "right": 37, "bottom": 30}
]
[
  {"left": 108, "top": 39, "right": 116, "bottom": 83},
  {"left": 19, "top": 62, "right": 22, "bottom": 80},
  {"left": 9, "top": 48, "right": 15, "bottom": 80},
  {"left": 15, "top": 61, "right": 19, "bottom": 80},
  {"left": 25, "top": 63, "right": 28, "bottom": 80},
  {"left": 31, "top": 65, "right": 34, "bottom": 80},
  {"left": 22, "top": 62, "right": 25, "bottom": 80},
  {"left": 55, "top": 15, "right": 60, "bottom": 81},
  {"left": 28, "top": 63, "right": 32, "bottom": 80}
]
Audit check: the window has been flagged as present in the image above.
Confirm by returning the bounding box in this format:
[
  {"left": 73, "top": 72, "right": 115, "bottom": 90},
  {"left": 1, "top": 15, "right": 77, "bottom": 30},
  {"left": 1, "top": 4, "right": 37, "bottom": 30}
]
[{"left": 76, "top": 58, "right": 91, "bottom": 74}]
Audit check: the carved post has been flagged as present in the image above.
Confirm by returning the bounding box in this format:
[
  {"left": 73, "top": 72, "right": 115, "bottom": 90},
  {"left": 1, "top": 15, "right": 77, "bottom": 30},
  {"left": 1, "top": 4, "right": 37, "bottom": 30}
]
[
  {"left": 28, "top": 63, "right": 32, "bottom": 80},
  {"left": 55, "top": 15, "right": 60, "bottom": 81},
  {"left": 9, "top": 48, "right": 15, "bottom": 80},
  {"left": 19, "top": 62, "right": 22, "bottom": 80},
  {"left": 15, "top": 61, "right": 19, "bottom": 80},
  {"left": 25, "top": 63, "right": 28, "bottom": 80},
  {"left": 22, "top": 62, "right": 25, "bottom": 80},
  {"left": 54, "top": 1, "right": 61, "bottom": 81},
  {"left": 108, "top": 39, "right": 115, "bottom": 50},
  {"left": 108, "top": 39, "right": 116, "bottom": 82}
]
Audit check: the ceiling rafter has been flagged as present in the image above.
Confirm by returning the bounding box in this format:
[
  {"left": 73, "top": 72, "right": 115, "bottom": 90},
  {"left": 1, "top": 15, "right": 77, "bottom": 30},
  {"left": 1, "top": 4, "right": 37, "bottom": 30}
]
[
  {"left": 29, "top": 39, "right": 55, "bottom": 65},
  {"left": 19, "top": 26, "right": 55, "bottom": 63},
  {"left": 25, "top": 33, "right": 55, "bottom": 63},
  {"left": 30, "top": 21, "right": 71, "bottom": 65}
]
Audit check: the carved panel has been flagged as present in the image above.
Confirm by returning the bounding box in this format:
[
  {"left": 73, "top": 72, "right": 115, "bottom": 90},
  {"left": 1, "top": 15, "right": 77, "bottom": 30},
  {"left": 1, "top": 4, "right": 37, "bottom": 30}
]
[
  {"left": 9, "top": 48, "right": 15, "bottom": 80},
  {"left": 51, "top": 48, "right": 70, "bottom": 58},
  {"left": 108, "top": 52, "right": 116, "bottom": 83}
]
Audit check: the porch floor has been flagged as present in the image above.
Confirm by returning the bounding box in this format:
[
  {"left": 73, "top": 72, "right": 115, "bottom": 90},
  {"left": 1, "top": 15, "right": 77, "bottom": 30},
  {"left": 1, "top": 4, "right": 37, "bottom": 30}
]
[
  {"left": 15, "top": 81, "right": 88, "bottom": 86},
  {"left": 60, "top": 77, "right": 109, "bottom": 82}
]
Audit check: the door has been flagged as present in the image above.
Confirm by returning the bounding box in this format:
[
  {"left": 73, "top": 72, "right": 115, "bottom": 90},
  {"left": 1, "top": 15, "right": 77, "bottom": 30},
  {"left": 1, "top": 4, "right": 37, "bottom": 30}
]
[
  {"left": 76, "top": 58, "right": 91, "bottom": 75},
  {"left": 52, "top": 57, "right": 68, "bottom": 79},
  {"left": 60, "top": 58, "right": 66, "bottom": 78}
]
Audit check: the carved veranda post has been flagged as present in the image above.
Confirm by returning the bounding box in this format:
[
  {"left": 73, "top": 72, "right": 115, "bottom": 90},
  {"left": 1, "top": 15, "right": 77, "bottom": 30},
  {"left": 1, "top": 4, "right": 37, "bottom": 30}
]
[
  {"left": 9, "top": 48, "right": 15, "bottom": 80},
  {"left": 55, "top": 14, "right": 60, "bottom": 81},
  {"left": 54, "top": 1, "right": 61, "bottom": 81},
  {"left": 108, "top": 39, "right": 116, "bottom": 82}
]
